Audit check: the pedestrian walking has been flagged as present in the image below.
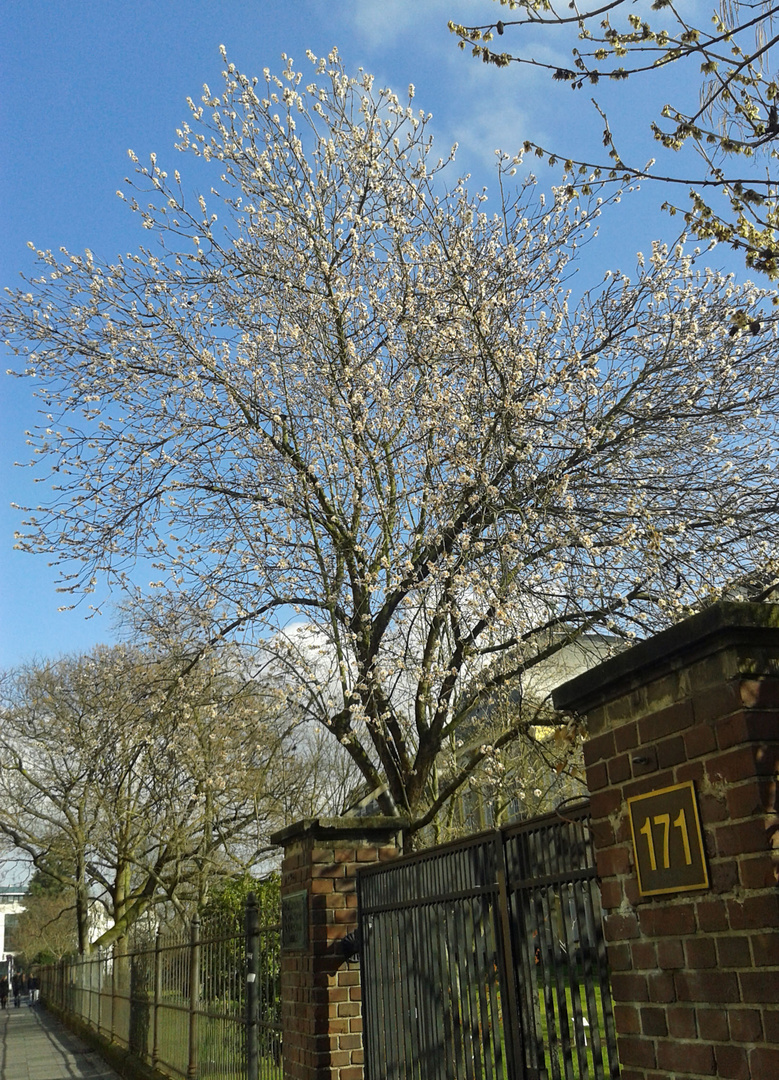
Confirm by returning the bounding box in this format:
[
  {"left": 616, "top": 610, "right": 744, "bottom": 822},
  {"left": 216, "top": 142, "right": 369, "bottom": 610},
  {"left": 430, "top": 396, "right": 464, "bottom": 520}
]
[
  {"left": 12, "top": 972, "right": 23, "bottom": 1007},
  {"left": 28, "top": 973, "right": 39, "bottom": 1005},
  {"left": 0, "top": 975, "right": 8, "bottom": 1009}
]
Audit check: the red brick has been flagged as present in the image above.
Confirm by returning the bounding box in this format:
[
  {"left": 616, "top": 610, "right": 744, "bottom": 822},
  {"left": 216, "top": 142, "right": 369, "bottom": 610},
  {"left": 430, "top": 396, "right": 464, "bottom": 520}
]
[
  {"left": 310, "top": 847, "right": 335, "bottom": 863},
  {"left": 639, "top": 903, "right": 696, "bottom": 937},
  {"left": 631, "top": 941, "right": 658, "bottom": 969},
  {"left": 604, "top": 911, "right": 639, "bottom": 941},
  {"left": 584, "top": 730, "right": 616, "bottom": 767},
  {"left": 586, "top": 761, "right": 609, "bottom": 791},
  {"left": 749, "top": 1047, "right": 779, "bottom": 1080},
  {"left": 615, "top": 722, "right": 639, "bottom": 752},
  {"left": 310, "top": 878, "right": 334, "bottom": 894},
  {"left": 699, "top": 791, "right": 729, "bottom": 823},
  {"left": 727, "top": 893, "right": 779, "bottom": 930},
  {"left": 599, "top": 878, "right": 623, "bottom": 910},
  {"left": 761, "top": 1007, "right": 779, "bottom": 1041},
  {"left": 739, "top": 852, "right": 777, "bottom": 889},
  {"left": 675, "top": 970, "right": 740, "bottom": 1002},
  {"left": 666, "top": 1005, "right": 697, "bottom": 1038},
  {"left": 610, "top": 972, "right": 649, "bottom": 1002},
  {"left": 739, "top": 677, "right": 779, "bottom": 709},
  {"left": 751, "top": 929, "right": 779, "bottom": 965},
  {"left": 677, "top": 760, "right": 705, "bottom": 783},
  {"left": 739, "top": 969, "right": 779, "bottom": 1003},
  {"left": 591, "top": 817, "right": 616, "bottom": 848},
  {"left": 684, "top": 936, "right": 717, "bottom": 968},
  {"left": 729, "top": 1008, "right": 763, "bottom": 1042},
  {"left": 716, "top": 816, "right": 774, "bottom": 856},
  {"left": 715, "top": 1044, "right": 750, "bottom": 1080},
  {"left": 590, "top": 788, "right": 623, "bottom": 818},
  {"left": 684, "top": 723, "right": 718, "bottom": 759},
  {"left": 657, "top": 735, "right": 687, "bottom": 768},
  {"left": 613, "top": 1004, "right": 640, "bottom": 1033},
  {"left": 727, "top": 779, "right": 776, "bottom": 819},
  {"left": 638, "top": 699, "right": 694, "bottom": 741},
  {"left": 607, "top": 942, "right": 632, "bottom": 970},
  {"left": 608, "top": 753, "right": 632, "bottom": 784},
  {"left": 617, "top": 1036, "right": 656, "bottom": 1069},
  {"left": 716, "top": 934, "right": 751, "bottom": 968},
  {"left": 696, "top": 1006, "right": 729, "bottom": 1040},
  {"left": 656, "top": 938, "right": 684, "bottom": 969},
  {"left": 710, "top": 744, "right": 775, "bottom": 782},
  {"left": 639, "top": 1007, "right": 667, "bottom": 1036},
  {"left": 623, "top": 770, "right": 675, "bottom": 800},
  {"left": 696, "top": 897, "right": 729, "bottom": 932},
  {"left": 716, "top": 711, "right": 754, "bottom": 749},
  {"left": 597, "top": 846, "right": 632, "bottom": 879},
  {"left": 710, "top": 859, "right": 739, "bottom": 893},
  {"left": 693, "top": 681, "right": 740, "bottom": 724},
  {"left": 657, "top": 1040, "right": 715, "bottom": 1075},
  {"left": 312, "top": 861, "right": 346, "bottom": 879},
  {"left": 647, "top": 972, "right": 676, "bottom": 1003}
]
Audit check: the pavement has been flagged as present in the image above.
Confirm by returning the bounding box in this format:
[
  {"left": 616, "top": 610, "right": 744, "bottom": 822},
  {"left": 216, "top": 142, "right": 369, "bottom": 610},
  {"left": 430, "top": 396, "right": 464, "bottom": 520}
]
[{"left": 0, "top": 1004, "right": 122, "bottom": 1080}]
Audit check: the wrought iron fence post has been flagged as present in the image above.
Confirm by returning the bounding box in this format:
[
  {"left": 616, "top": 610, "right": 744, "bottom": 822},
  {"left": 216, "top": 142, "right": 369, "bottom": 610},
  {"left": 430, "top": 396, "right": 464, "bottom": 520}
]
[
  {"left": 494, "top": 828, "right": 526, "bottom": 1080},
  {"left": 187, "top": 914, "right": 201, "bottom": 1080},
  {"left": 245, "top": 893, "right": 260, "bottom": 1080},
  {"left": 111, "top": 943, "right": 117, "bottom": 1041},
  {"left": 96, "top": 947, "right": 102, "bottom": 1036},
  {"left": 152, "top": 927, "right": 162, "bottom": 1070}
]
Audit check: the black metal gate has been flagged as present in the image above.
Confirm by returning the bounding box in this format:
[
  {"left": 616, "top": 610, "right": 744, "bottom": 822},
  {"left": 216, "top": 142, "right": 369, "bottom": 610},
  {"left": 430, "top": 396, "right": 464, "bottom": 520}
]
[{"left": 357, "top": 801, "right": 619, "bottom": 1080}]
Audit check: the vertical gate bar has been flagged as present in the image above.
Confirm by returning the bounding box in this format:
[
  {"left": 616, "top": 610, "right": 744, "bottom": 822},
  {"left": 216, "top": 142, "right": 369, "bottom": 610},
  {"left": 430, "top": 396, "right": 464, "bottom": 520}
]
[
  {"left": 359, "top": 874, "right": 381, "bottom": 1080},
  {"left": 495, "top": 828, "right": 526, "bottom": 1080},
  {"left": 551, "top": 825, "right": 572, "bottom": 1080},
  {"left": 187, "top": 914, "right": 200, "bottom": 1080},
  {"left": 573, "top": 875, "right": 602, "bottom": 1078},
  {"left": 399, "top": 901, "right": 416, "bottom": 1079},
  {"left": 96, "top": 947, "right": 102, "bottom": 1037},
  {"left": 152, "top": 929, "right": 162, "bottom": 1071},
  {"left": 422, "top": 854, "right": 444, "bottom": 1080},
  {"left": 559, "top": 878, "right": 586, "bottom": 1080},
  {"left": 111, "top": 943, "right": 117, "bottom": 1043},
  {"left": 511, "top": 831, "right": 543, "bottom": 1078},
  {"left": 245, "top": 894, "right": 259, "bottom": 1080},
  {"left": 550, "top": 824, "right": 576, "bottom": 1080}
]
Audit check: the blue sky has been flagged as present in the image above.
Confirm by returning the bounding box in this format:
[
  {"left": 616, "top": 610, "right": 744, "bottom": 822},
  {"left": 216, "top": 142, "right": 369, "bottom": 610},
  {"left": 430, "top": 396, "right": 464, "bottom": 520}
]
[{"left": 0, "top": 0, "right": 743, "bottom": 669}]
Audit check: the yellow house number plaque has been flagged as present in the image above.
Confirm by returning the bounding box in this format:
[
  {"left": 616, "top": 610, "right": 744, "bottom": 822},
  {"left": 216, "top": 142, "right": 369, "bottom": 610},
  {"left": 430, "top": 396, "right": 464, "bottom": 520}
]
[{"left": 627, "top": 780, "right": 709, "bottom": 896}]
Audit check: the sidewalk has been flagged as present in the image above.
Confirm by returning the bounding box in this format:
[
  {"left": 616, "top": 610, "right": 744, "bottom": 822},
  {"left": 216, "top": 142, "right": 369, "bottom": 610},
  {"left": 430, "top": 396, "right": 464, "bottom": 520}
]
[{"left": 0, "top": 1004, "right": 123, "bottom": 1080}]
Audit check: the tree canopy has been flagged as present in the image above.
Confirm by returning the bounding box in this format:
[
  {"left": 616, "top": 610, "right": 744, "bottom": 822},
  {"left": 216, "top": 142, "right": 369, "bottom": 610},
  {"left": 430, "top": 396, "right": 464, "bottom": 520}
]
[
  {"left": 0, "top": 643, "right": 297, "bottom": 949},
  {"left": 449, "top": 2, "right": 779, "bottom": 277},
  {"left": 3, "top": 50, "right": 779, "bottom": 839}
]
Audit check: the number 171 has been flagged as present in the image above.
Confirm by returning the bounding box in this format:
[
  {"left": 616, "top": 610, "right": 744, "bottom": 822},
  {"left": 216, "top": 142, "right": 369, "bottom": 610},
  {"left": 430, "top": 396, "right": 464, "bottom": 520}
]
[{"left": 639, "top": 809, "right": 693, "bottom": 871}]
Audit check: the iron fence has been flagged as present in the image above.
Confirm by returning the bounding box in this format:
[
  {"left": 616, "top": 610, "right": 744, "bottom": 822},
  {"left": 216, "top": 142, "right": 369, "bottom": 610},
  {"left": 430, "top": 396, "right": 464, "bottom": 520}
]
[
  {"left": 358, "top": 801, "right": 620, "bottom": 1080},
  {"left": 37, "top": 894, "right": 281, "bottom": 1080}
]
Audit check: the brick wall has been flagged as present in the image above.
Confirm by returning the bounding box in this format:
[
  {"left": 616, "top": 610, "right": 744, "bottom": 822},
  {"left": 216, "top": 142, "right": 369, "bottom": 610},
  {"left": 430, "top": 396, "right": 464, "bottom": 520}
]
[
  {"left": 554, "top": 602, "right": 779, "bottom": 1080},
  {"left": 270, "top": 817, "right": 402, "bottom": 1080}
]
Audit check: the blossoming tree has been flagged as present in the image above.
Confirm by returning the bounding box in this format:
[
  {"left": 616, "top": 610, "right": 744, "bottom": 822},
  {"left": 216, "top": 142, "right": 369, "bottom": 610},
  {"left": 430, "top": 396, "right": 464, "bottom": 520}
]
[{"left": 3, "top": 51, "right": 779, "bottom": 838}]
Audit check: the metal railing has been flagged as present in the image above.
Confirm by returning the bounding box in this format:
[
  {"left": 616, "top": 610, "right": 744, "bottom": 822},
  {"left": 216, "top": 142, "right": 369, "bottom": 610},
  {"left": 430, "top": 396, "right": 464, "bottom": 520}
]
[
  {"left": 37, "top": 894, "right": 281, "bottom": 1080},
  {"left": 358, "top": 801, "right": 620, "bottom": 1080}
]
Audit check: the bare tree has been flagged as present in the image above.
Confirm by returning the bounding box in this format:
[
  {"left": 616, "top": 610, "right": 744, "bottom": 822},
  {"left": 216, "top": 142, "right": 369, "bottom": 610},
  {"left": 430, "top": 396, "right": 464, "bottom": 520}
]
[
  {"left": 9, "top": 893, "right": 79, "bottom": 964},
  {"left": 3, "top": 50, "right": 779, "bottom": 841},
  {"left": 450, "top": 2, "right": 779, "bottom": 277},
  {"left": 0, "top": 643, "right": 297, "bottom": 949}
]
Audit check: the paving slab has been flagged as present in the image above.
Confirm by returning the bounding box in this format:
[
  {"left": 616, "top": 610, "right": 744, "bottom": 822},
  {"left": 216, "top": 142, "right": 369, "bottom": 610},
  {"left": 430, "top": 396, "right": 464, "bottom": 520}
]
[{"left": 0, "top": 1005, "right": 122, "bottom": 1080}]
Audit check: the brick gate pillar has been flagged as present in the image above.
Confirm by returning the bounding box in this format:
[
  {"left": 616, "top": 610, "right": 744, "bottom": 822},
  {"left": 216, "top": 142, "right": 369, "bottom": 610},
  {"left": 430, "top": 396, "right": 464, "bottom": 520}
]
[
  {"left": 554, "top": 601, "right": 779, "bottom": 1080},
  {"left": 269, "top": 816, "right": 404, "bottom": 1080}
]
